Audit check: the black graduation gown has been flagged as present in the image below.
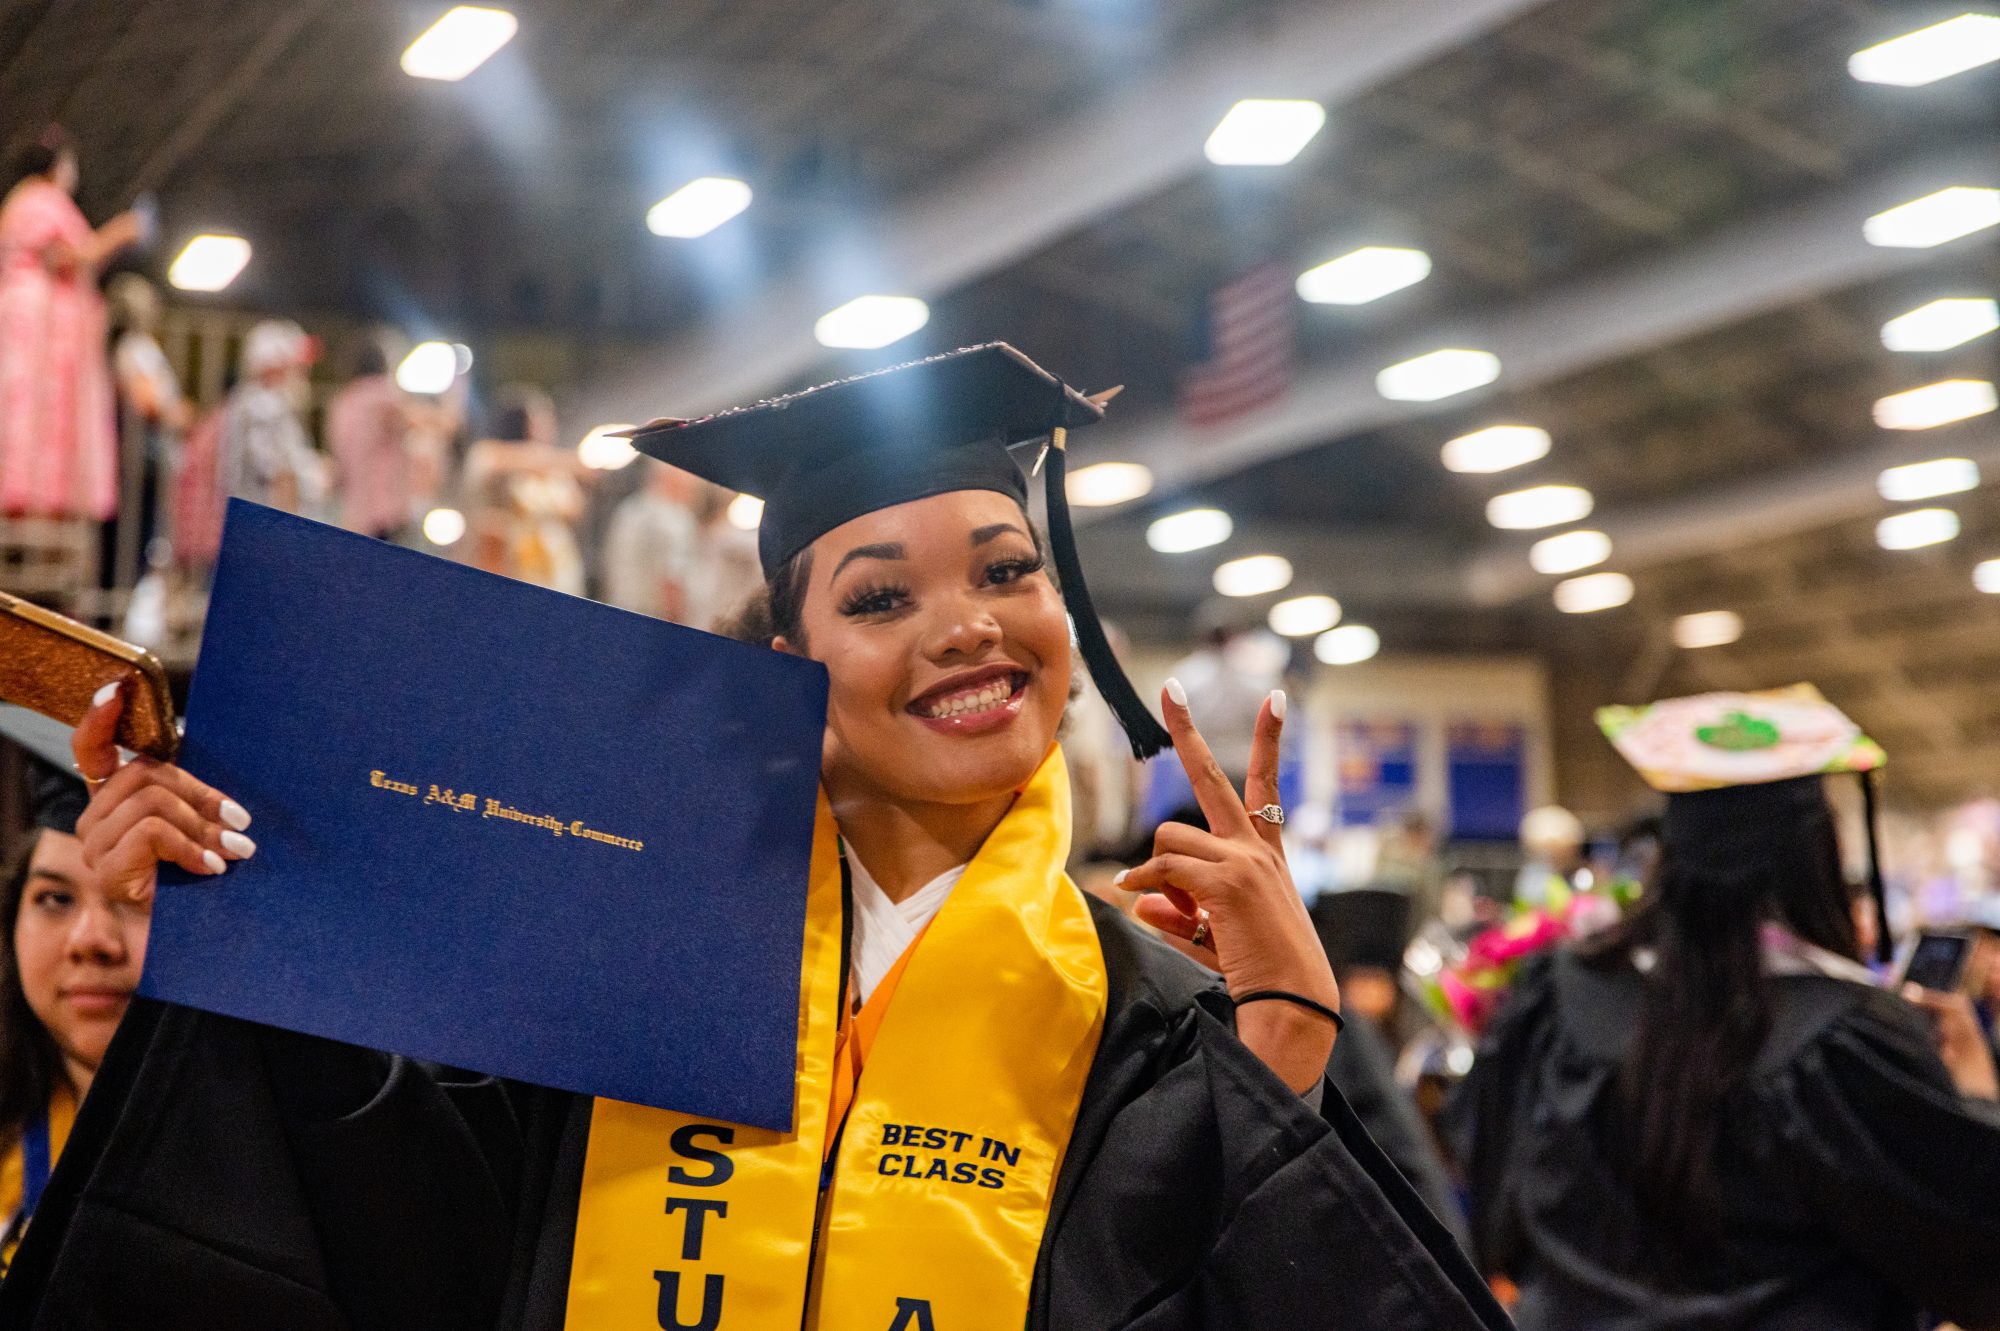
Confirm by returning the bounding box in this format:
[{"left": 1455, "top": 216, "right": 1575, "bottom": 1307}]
[
  {"left": 0, "top": 899, "right": 1509, "bottom": 1330},
  {"left": 1325, "top": 1008, "right": 1471, "bottom": 1252},
  {"left": 1445, "top": 951, "right": 2000, "bottom": 1331}
]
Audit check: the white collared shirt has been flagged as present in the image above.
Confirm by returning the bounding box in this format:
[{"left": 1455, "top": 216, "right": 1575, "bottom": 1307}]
[{"left": 845, "top": 851, "right": 967, "bottom": 1005}]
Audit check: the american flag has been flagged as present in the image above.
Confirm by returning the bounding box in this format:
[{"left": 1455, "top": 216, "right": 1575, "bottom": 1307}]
[{"left": 1179, "top": 264, "right": 1295, "bottom": 427}]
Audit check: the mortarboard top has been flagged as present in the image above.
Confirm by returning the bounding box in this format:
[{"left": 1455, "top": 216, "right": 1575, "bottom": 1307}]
[
  {"left": 624, "top": 343, "right": 1105, "bottom": 577},
  {"left": 626, "top": 343, "right": 1169, "bottom": 758},
  {"left": 0, "top": 702, "right": 87, "bottom": 835},
  {"left": 1595, "top": 684, "right": 1884, "bottom": 794},
  {"left": 1596, "top": 684, "right": 1891, "bottom": 962}
]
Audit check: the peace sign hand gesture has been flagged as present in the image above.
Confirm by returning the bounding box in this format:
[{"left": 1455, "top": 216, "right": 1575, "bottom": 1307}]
[{"left": 1121, "top": 681, "right": 1341, "bottom": 1093}]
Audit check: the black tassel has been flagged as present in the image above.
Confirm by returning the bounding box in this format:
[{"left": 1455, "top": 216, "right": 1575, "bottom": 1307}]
[
  {"left": 1041, "top": 440, "right": 1171, "bottom": 760},
  {"left": 1859, "top": 769, "right": 1891, "bottom": 966}
]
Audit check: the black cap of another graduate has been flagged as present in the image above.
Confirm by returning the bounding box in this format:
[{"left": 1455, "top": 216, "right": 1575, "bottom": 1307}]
[
  {"left": 1, "top": 703, "right": 87, "bottom": 835},
  {"left": 625, "top": 343, "right": 1170, "bottom": 758},
  {"left": 1597, "top": 685, "right": 1891, "bottom": 961}
]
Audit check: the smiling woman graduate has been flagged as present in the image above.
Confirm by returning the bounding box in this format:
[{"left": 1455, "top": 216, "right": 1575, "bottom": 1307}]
[{"left": 0, "top": 346, "right": 1507, "bottom": 1331}]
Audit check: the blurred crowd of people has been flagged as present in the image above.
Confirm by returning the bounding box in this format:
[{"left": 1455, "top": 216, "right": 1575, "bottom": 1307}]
[{"left": 0, "top": 127, "right": 768, "bottom": 651}]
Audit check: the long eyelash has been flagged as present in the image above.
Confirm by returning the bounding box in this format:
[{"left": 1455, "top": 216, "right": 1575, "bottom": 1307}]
[
  {"left": 839, "top": 582, "right": 908, "bottom": 616},
  {"left": 990, "top": 554, "right": 1046, "bottom": 581}
]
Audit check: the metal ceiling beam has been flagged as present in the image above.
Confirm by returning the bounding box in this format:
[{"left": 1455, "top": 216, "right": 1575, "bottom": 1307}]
[
  {"left": 1074, "top": 143, "right": 1997, "bottom": 508},
  {"left": 122, "top": 1, "right": 333, "bottom": 202},
  {"left": 1505, "top": 28, "right": 1846, "bottom": 181},
  {"left": 571, "top": 0, "right": 1553, "bottom": 426}
]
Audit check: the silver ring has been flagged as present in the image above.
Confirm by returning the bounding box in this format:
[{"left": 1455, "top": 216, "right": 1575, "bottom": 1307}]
[
  {"left": 1250, "top": 803, "right": 1285, "bottom": 826},
  {"left": 1189, "top": 914, "right": 1212, "bottom": 948}
]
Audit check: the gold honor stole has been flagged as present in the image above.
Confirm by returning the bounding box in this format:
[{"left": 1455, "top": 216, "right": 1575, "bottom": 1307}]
[
  {"left": 566, "top": 748, "right": 1108, "bottom": 1330},
  {"left": 0, "top": 1082, "right": 77, "bottom": 1274}
]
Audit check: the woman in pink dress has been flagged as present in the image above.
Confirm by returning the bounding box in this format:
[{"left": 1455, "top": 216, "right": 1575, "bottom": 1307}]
[{"left": 0, "top": 127, "right": 143, "bottom": 520}]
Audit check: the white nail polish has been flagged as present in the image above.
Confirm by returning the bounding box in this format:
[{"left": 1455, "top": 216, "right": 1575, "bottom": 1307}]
[
  {"left": 1270, "top": 689, "right": 1287, "bottom": 721},
  {"left": 92, "top": 682, "right": 119, "bottom": 707},
  {"left": 1165, "top": 677, "right": 1188, "bottom": 708},
  {"left": 1113, "top": 869, "right": 1130, "bottom": 886},
  {"left": 220, "top": 799, "right": 252, "bottom": 831},
  {"left": 201, "top": 850, "right": 226, "bottom": 875},
  {"left": 220, "top": 831, "right": 257, "bottom": 860}
]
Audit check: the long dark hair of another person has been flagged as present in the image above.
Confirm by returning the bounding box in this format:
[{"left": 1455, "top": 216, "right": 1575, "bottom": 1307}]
[
  {"left": 0, "top": 832, "right": 63, "bottom": 1155},
  {"left": 1582, "top": 792, "right": 1857, "bottom": 1269}
]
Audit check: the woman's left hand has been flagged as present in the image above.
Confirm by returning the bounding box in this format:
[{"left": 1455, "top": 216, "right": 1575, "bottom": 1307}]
[{"left": 1121, "top": 682, "right": 1341, "bottom": 1093}]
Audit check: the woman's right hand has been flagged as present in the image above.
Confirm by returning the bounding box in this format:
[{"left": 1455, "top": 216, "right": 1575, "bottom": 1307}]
[
  {"left": 1903, "top": 984, "right": 2000, "bottom": 1102},
  {"left": 70, "top": 681, "right": 256, "bottom": 903},
  {"left": 97, "top": 210, "right": 146, "bottom": 256}
]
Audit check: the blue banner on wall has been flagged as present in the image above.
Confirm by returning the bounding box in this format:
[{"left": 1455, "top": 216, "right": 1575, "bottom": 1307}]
[
  {"left": 1336, "top": 719, "right": 1419, "bottom": 827},
  {"left": 1446, "top": 720, "right": 1526, "bottom": 841}
]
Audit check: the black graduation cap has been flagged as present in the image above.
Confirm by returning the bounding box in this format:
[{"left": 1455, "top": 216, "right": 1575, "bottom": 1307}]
[
  {"left": 0, "top": 702, "right": 87, "bottom": 835},
  {"left": 1598, "top": 686, "right": 1891, "bottom": 963},
  {"left": 625, "top": 343, "right": 1171, "bottom": 758}
]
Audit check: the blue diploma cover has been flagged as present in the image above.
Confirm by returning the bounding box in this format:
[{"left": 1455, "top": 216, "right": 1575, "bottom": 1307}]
[{"left": 139, "top": 502, "right": 828, "bottom": 1131}]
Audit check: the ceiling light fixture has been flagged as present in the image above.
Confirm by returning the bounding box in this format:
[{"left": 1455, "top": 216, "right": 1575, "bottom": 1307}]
[
  {"left": 395, "top": 341, "right": 459, "bottom": 395},
  {"left": 1295, "top": 247, "right": 1431, "bottom": 305},
  {"left": 422, "top": 507, "right": 467, "bottom": 546},
  {"left": 1849, "top": 13, "right": 2000, "bottom": 85},
  {"left": 1213, "top": 554, "right": 1294, "bottom": 598},
  {"left": 1486, "top": 484, "right": 1594, "bottom": 530},
  {"left": 1673, "top": 610, "right": 1743, "bottom": 649},
  {"left": 1975, "top": 558, "right": 2000, "bottom": 593},
  {"left": 813, "top": 295, "right": 930, "bottom": 350},
  {"left": 1376, "top": 348, "right": 1501, "bottom": 402},
  {"left": 1553, "top": 571, "right": 1633, "bottom": 614},
  {"left": 1268, "top": 594, "right": 1342, "bottom": 637},
  {"left": 1146, "top": 508, "right": 1232, "bottom": 554},
  {"left": 1065, "top": 461, "right": 1153, "bottom": 507},
  {"left": 1878, "top": 457, "right": 1980, "bottom": 501},
  {"left": 1203, "top": 99, "right": 1326, "bottom": 166},
  {"left": 1864, "top": 187, "right": 2000, "bottom": 249},
  {"left": 646, "top": 177, "right": 753, "bottom": 238},
  {"left": 578, "top": 424, "right": 639, "bottom": 470},
  {"left": 1314, "top": 624, "right": 1380, "bottom": 665},
  {"left": 167, "top": 234, "right": 251, "bottom": 292},
  {"left": 1441, "top": 424, "right": 1550, "bottom": 474},
  {"left": 1880, "top": 297, "right": 1999, "bottom": 352},
  {"left": 401, "top": 5, "right": 517, "bottom": 81},
  {"left": 1877, "top": 507, "right": 1961, "bottom": 549},
  {"left": 1529, "top": 529, "right": 1611, "bottom": 574},
  {"left": 726, "top": 494, "right": 765, "bottom": 531},
  {"left": 1872, "top": 378, "right": 1998, "bottom": 429}
]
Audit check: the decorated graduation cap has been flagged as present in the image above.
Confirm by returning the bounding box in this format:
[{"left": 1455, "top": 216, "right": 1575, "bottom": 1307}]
[
  {"left": 0, "top": 702, "right": 87, "bottom": 835},
  {"left": 1596, "top": 684, "right": 1890, "bottom": 962},
  {"left": 625, "top": 342, "right": 1171, "bottom": 758}
]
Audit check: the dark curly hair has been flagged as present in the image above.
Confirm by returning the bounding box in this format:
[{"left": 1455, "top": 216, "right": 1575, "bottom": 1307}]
[
  {"left": 9, "top": 125, "right": 73, "bottom": 189},
  {"left": 0, "top": 832, "right": 64, "bottom": 1157},
  {"left": 721, "top": 547, "right": 812, "bottom": 649}
]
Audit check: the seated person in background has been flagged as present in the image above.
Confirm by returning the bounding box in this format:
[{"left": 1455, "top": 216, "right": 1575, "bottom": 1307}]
[
  {"left": 600, "top": 459, "right": 699, "bottom": 622},
  {"left": 327, "top": 339, "right": 416, "bottom": 544},
  {"left": 220, "top": 320, "right": 322, "bottom": 516},
  {"left": 462, "top": 387, "right": 585, "bottom": 595},
  {"left": 0, "top": 745, "right": 147, "bottom": 1273}
]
